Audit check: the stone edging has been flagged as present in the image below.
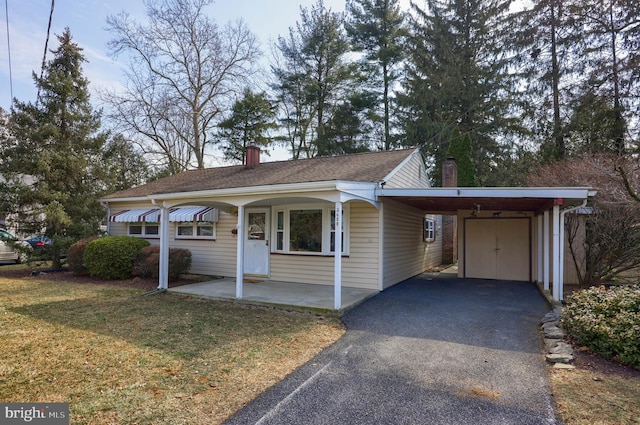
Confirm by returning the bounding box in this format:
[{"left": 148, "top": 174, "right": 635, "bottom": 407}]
[{"left": 541, "top": 307, "right": 576, "bottom": 370}]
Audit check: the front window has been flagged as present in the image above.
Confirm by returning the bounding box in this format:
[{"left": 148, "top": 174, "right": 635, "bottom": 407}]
[
  {"left": 176, "top": 221, "right": 216, "bottom": 240},
  {"left": 128, "top": 223, "right": 158, "bottom": 237},
  {"left": 289, "top": 209, "right": 323, "bottom": 252},
  {"left": 273, "top": 205, "right": 349, "bottom": 255}
]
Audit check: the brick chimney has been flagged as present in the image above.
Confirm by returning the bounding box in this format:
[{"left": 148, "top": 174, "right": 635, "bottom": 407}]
[
  {"left": 245, "top": 144, "right": 260, "bottom": 169},
  {"left": 442, "top": 157, "right": 458, "bottom": 264}
]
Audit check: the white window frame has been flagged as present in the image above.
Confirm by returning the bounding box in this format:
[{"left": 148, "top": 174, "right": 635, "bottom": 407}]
[
  {"left": 128, "top": 223, "right": 159, "bottom": 238},
  {"left": 175, "top": 221, "right": 216, "bottom": 240},
  {"left": 272, "top": 204, "right": 350, "bottom": 255},
  {"left": 424, "top": 216, "right": 436, "bottom": 243}
]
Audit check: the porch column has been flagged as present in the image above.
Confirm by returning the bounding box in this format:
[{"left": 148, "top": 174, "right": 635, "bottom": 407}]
[
  {"left": 537, "top": 214, "right": 543, "bottom": 284},
  {"left": 559, "top": 211, "right": 566, "bottom": 302},
  {"left": 158, "top": 205, "right": 170, "bottom": 290},
  {"left": 543, "top": 210, "right": 550, "bottom": 291},
  {"left": 236, "top": 205, "right": 245, "bottom": 299},
  {"left": 552, "top": 204, "right": 561, "bottom": 301},
  {"left": 334, "top": 201, "right": 343, "bottom": 310}
]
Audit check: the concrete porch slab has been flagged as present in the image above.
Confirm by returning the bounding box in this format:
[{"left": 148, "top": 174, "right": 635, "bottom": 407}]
[{"left": 167, "top": 278, "right": 379, "bottom": 315}]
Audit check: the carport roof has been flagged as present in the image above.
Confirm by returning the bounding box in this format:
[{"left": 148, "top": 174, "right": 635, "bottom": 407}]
[{"left": 377, "top": 187, "right": 596, "bottom": 214}]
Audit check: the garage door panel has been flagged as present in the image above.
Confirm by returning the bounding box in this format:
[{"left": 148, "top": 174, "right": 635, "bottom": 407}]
[{"left": 465, "top": 218, "right": 530, "bottom": 281}]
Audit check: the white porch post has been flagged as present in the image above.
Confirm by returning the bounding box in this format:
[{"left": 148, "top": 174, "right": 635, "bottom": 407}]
[
  {"left": 552, "top": 204, "right": 561, "bottom": 301},
  {"left": 537, "top": 214, "right": 543, "bottom": 284},
  {"left": 559, "top": 211, "right": 566, "bottom": 302},
  {"left": 158, "top": 205, "right": 170, "bottom": 290},
  {"left": 235, "top": 205, "right": 245, "bottom": 299},
  {"left": 334, "top": 201, "right": 343, "bottom": 310},
  {"left": 543, "top": 210, "right": 550, "bottom": 291}
]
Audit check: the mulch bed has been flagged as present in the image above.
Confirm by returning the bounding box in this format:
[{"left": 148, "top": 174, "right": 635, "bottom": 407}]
[{"left": 571, "top": 346, "right": 640, "bottom": 379}]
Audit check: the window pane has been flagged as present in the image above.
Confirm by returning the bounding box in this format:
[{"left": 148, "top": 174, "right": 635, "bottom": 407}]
[
  {"left": 178, "top": 226, "right": 193, "bottom": 236},
  {"left": 277, "top": 232, "right": 284, "bottom": 251},
  {"left": 277, "top": 211, "right": 284, "bottom": 230},
  {"left": 197, "top": 225, "right": 214, "bottom": 237},
  {"left": 248, "top": 213, "right": 266, "bottom": 240},
  {"left": 129, "top": 225, "right": 142, "bottom": 235},
  {"left": 289, "top": 209, "right": 322, "bottom": 252},
  {"left": 145, "top": 225, "right": 159, "bottom": 235}
]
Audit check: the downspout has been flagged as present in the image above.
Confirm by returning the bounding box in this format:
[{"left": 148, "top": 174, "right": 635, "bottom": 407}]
[
  {"left": 100, "top": 201, "right": 111, "bottom": 235},
  {"left": 558, "top": 198, "right": 588, "bottom": 302}
]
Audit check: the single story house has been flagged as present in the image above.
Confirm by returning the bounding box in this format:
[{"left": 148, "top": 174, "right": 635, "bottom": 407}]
[{"left": 100, "top": 147, "right": 595, "bottom": 309}]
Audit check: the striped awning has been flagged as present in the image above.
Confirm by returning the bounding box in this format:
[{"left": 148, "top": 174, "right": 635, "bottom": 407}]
[
  {"left": 109, "top": 208, "right": 160, "bottom": 223},
  {"left": 109, "top": 207, "right": 218, "bottom": 223},
  {"left": 169, "top": 206, "right": 218, "bottom": 222}
]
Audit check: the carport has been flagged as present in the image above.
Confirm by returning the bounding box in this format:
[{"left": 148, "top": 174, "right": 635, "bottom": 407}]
[{"left": 376, "top": 187, "right": 596, "bottom": 301}]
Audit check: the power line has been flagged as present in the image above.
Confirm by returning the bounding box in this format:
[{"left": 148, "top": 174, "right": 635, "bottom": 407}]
[
  {"left": 36, "top": 0, "right": 55, "bottom": 104},
  {"left": 4, "top": 0, "right": 12, "bottom": 105}
]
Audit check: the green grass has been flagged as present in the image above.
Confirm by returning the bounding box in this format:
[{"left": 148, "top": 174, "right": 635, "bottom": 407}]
[{"left": 0, "top": 277, "right": 344, "bottom": 424}]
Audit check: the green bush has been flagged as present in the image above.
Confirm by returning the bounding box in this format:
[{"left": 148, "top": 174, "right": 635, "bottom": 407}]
[
  {"left": 562, "top": 285, "right": 640, "bottom": 368},
  {"left": 134, "top": 245, "right": 192, "bottom": 281},
  {"left": 83, "top": 236, "right": 150, "bottom": 280},
  {"left": 67, "top": 237, "right": 99, "bottom": 274}
]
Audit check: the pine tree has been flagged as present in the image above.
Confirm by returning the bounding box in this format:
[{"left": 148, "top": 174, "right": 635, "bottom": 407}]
[
  {"left": 399, "top": 0, "right": 519, "bottom": 186},
  {"left": 345, "top": 0, "right": 406, "bottom": 150},
  {"left": 217, "top": 89, "right": 277, "bottom": 164},
  {"left": 1, "top": 29, "right": 109, "bottom": 266}
]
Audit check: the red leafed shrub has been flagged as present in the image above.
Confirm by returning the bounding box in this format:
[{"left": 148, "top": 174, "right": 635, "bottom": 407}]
[
  {"left": 134, "top": 245, "right": 192, "bottom": 281},
  {"left": 67, "top": 237, "right": 99, "bottom": 274}
]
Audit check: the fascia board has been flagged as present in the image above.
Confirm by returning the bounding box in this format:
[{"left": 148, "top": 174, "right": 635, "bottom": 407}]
[
  {"left": 377, "top": 187, "right": 594, "bottom": 200},
  {"left": 148, "top": 181, "right": 340, "bottom": 202}
]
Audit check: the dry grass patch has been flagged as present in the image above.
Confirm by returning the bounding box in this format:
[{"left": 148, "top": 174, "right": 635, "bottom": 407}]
[
  {"left": 550, "top": 359, "right": 640, "bottom": 425},
  {"left": 0, "top": 277, "right": 344, "bottom": 424}
]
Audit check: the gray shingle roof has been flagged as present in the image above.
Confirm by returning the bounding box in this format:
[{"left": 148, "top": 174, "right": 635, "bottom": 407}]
[{"left": 103, "top": 149, "right": 415, "bottom": 200}]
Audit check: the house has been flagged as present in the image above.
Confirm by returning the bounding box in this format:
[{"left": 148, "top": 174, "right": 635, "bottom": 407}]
[{"left": 100, "top": 147, "right": 595, "bottom": 308}]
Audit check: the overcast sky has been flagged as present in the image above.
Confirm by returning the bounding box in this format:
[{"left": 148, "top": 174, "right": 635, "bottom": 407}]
[{"left": 0, "top": 0, "right": 420, "bottom": 111}]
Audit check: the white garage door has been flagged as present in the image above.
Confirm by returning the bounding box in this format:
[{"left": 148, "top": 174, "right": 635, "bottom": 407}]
[{"left": 464, "top": 218, "right": 531, "bottom": 281}]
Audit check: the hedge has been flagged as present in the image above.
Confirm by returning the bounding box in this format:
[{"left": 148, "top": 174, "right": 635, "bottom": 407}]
[
  {"left": 562, "top": 284, "right": 640, "bottom": 369},
  {"left": 83, "top": 236, "right": 150, "bottom": 280}
]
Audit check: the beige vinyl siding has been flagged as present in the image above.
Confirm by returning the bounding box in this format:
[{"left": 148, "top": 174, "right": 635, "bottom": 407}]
[
  {"left": 107, "top": 204, "right": 237, "bottom": 277},
  {"left": 384, "top": 152, "right": 430, "bottom": 189},
  {"left": 382, "top": 199, "right": 442, "bottom": 288},
  {"left": 270, "top": 201, "right": 380, "bottom": 290}
]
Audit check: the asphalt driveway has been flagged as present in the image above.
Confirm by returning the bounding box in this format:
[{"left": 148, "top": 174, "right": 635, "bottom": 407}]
[{"left": 224, "top": 272, "right": 558, "bottom": 425}]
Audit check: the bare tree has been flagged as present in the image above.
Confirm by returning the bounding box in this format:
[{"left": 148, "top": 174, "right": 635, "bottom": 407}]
[
  {"left": 528, "top": 155, "right": 640, "bottom": 285},
  {"left": 103, "top": 0, "right": 260, "bottom": 171}
]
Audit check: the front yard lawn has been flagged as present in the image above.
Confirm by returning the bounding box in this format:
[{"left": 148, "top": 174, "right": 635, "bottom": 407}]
[{"left": 0, "top": 275, "right": 344, "bottom": 424}]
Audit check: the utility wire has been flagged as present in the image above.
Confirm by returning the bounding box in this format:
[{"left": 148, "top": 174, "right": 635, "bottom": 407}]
[
  {"left": 4, "top": 0, "right": 12, "bottom": 105},
  {"left": 37, "top": 0, "right": 54, "bottom": 104}
]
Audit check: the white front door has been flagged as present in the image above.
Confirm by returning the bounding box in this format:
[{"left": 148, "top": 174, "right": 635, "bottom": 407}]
[{"left": 243, "top": 208, "right": 270, "bottom": 277}]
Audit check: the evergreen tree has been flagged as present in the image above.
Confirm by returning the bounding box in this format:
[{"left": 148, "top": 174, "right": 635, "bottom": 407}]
[
  {"left": 399, "top": 0, "right": 519, "bottom": 186},
  {"left": 564, "top": 0, "right": 640, "bottom": 155},
  {"left": 271, "top": 0, "right": 354, "bottom": 158},
  {"left": 446, "top": 127, "right": 478, "bottom": 187},
  {"left": 345, "top": 0, "right": 406, "bottom": 150},
  {"left": 1, "top": 29, "right": 109, "bottom": 266},
  {"left": 217, "top": 89, "right": 277, "bottom": 164}
]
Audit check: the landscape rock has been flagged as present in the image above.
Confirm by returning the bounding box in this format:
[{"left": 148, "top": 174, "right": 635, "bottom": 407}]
[
  {"left": 546, "top": 353, "right": 575, "bottom": 364},
  {"left": 553, "top": 363, "right": 576, "bottom": 370}
]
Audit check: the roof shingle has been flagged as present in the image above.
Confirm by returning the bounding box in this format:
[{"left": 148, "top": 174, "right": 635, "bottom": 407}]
[{"left": 103, "top": 149, "right": 416, "bottom": 200}]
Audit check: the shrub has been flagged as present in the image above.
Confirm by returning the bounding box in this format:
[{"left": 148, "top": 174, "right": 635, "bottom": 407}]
[
  {"left": 84, "top": 236, "right": 150, "bottom": 280},
  {"left": 67, "top": 237, "right": 99, "bottom": 274},
  {"left": 134, "top": 245, "right": 192, "bottom": 281},
  {"left": 562, "top": 284, "right": 640, "bottom": 368}
]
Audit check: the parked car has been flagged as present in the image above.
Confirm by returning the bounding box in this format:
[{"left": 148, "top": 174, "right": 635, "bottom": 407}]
[
  {"left": 0, "top": 230, "right": 31, "bottom": 263},
  {"left": 25, "top": 235, "right": 53, "bottom": 250}
]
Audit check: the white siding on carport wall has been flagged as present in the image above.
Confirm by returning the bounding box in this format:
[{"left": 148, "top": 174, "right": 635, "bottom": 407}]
[{"left": 382, "top": 198, "right": 443, "bottom": 289}]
